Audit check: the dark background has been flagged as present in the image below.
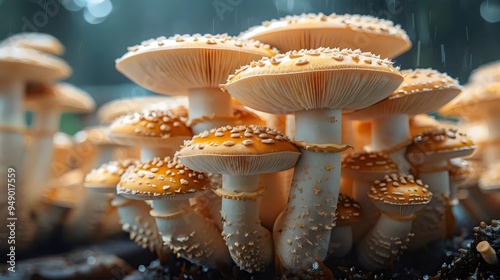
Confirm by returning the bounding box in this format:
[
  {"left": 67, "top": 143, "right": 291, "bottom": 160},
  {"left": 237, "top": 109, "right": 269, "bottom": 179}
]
[{"left": 1, "top": 0, "right": 499, "bottom": 133}]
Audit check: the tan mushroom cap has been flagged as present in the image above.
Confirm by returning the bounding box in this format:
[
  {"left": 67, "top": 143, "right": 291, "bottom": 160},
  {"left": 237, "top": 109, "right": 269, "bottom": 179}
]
[
  {"left": 231, "top": 107, "right": 266, "bottom": 126},
  {"left": 98, "top": 96, "right": 189, "bottom": 124},
  {"left": 409, "top": 114, "right": 440, "bottom": 137},
  {"left": 368, "top": 173, "right": 432, "bottom": 217},
  {"left": 342, "top": 152, "right": 399, "bottom": 181},
  {"left": 178, "top": 125, "right": 300, "bottom": 175},
  {"left": 239, "top": 13, "right": 411, "bottom": 58},
  {"left": 406, "top": 128, "right": 476, "bottom": 166},
  {"left": 85, "top": 159, "right": 139, "bottom": 192},
  {"left": 0, "top": 46, "right": 71, "bottom": 82},
  {"left": 108, "top": 109, "right": 192, "bottom": 147},
  {"left": 115, "top": 34, "right": 277, "bottom": 95},
  {"left": 0, "top": 33, "right": 64, "bottom": 55},
  {"left": 117, "top": 156, "right": 211, "bottom": 200},
  {"left": 336, "top": 193, "right": 362, "bottom": 224},
  {"left": 448, "top": 158, "right": 473, "bottom": 182},
  {"left": 478, "top": 162, "right": 500, "bottom": 192},
  {"left": 222, "top": 47, "right": 403, "bottom": 114},
  {"left": 439, "top": 82, "right": 500, "bottom": 120},
  {"left": 346, "top": 68, "right": 461, "bottom": 120},
  {"left": 75, "top": 126, "right": 115, "bottom": 146},
  {"left": 469, "top": 60, "right": 500, "bottom": 83},
  {"left": 25, "top": 83, "right": 95, "bottom": 113},
  {"left": 42, "top": 169, "right": 86, "bottom": 208}
]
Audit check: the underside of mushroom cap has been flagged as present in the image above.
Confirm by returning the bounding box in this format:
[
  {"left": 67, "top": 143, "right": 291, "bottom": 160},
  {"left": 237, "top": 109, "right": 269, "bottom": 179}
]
[
  {"left": 115, "top": 34, "right": 277, "bottom": 95},
  {"left": 117, "top": 157, "right": 210, "bottom": 200},
  {"left": 0, "top": 32, "right": 65, "bottom": 55},
  {"left": 222, "top": 47, "right": 403, "bottom": 114},
  {"left": 346, "top": 68, "right": 462, "bottom": 120},
  {"left": 25, "top": 83, "right": 96, "bottom": 113},
  {"left": 178, "top": 125, "right": 300, "bottom": 175},
  {"left": 0, "top": 46, "right": 71, "bottom": 83},
  {"left": 406, "top": 128, "right": 476, "bottom": 166},
  {"left": 239, "top": 13, "right": 411, "bottom": 58}
]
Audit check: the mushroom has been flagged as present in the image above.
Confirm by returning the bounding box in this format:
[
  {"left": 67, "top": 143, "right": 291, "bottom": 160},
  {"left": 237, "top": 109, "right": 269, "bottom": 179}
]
[
  {"left": 108, "top": 109, "right": 192, "bottom": 161},
  {"left": 0, "top": 46, "right": 70, "bottom": 250},
  {"left": 178, "top": 124, "right": 300, "bottom": 272},
  {"left": 345, "top": 68, "right": 462, "bottom": 173},
  {"left": 448, "top": 158, "right": 473, "bottom": 205},
  {"left": 49, "top": 132, "right": 77, "bottom": 178},
  {"left": 222, "top": 47, "right": 403, "bottom": 273},
  {"left": 409, "top": 114, "right": 440, "bottom": 137},
  {"left": 476, "top": 240, "right": 499, "bottom": 265},
  {"left": 479, "top": 161, "right": 500, "bottom": 194},
  {"left": 341, "top": 151, "right": 399, "bottom": 237},
  {"left": 115, "top": 34, "right": 277, "bottom": 134},
  {"left": 327, "top": 193, "right": 362, "bottom": 258},
  {"left": 23, "top": 83, "right": 95, "bottom": 211},
  {"left": 117, "top": 156, "right": 232, "bottom": 269},
  {"left": 406, "top": 128, "right": 476, "bottom": 248},
  {"left": 357, "top": 173, "right": 432, "bottom": 270},
  {"left": 85, "top": 159, "right": 167, "bottom": 257},
  {"left": 239, "top": 13, "right": 411, "bottom": 58},
  {"left": 0, "top": 32, "right": 65, "bottom": 55}
]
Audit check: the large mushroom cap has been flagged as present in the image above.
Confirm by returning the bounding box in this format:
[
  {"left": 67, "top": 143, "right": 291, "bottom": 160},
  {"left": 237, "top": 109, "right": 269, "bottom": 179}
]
[
  {"left": 0, "top": 33, "right": 65, "bottom": 55},
  {"left": 368, "top": 173, "right": 432, "bottom": 217},
  {"left": 440, "top": 82, "right": 500, "bottom": 120},
  {"left": 117, "top": 156, "right": 211, "bottom": 200},
  {"left": 85, "top": 159, "right": 139, "bottom": 193},
  {"left": 406, "top": 128, "right": 476, "bottom": 166},
  {"left": 25, "top": 83, "right": 95, "bottom": 113},
  {"left": 0, "top": 47, "right": 71, "bottom": 82},
  {"left": 346, "top": 68, "right": 462, "bottom": 120},
  {"left": 98, "top": 96, "right": 188, "bottom": 124},
  {"left": 342, "top": 152, "right": 399, "bottom": 181},
  {"left": 107, "top": 109, "right": 192, "bottom": 148},
  {"left": 222, "top": 47, "right": 403, "bottom": 114},
  {"left": 469, "top": 60, "right": 500, "bottom": 83},
  {"left": 239, "top": 13, "right": 411, "bottom": 58},
  {"left": 75, "top": 126, "right": 115, "bottom": 146},
  {"left": 115, "top": 34, "right": 277, "bottom": 95},
  {"left": 178, "top": 125, "right": 300, "bottom": 175}
]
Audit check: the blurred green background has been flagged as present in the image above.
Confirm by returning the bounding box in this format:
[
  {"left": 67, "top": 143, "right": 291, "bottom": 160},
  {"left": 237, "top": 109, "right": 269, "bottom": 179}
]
[{"left": 1, "top": 0, "right": 499, "bottom": 134}]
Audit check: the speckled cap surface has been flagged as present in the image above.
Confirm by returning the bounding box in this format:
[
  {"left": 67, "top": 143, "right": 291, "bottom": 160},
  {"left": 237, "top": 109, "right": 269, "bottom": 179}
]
[
  {"left": 342, "top": 152, "right": 399, "bottom": 181},
  {"left": 85, "top": 159, "right": 139, "bottom": 192}
]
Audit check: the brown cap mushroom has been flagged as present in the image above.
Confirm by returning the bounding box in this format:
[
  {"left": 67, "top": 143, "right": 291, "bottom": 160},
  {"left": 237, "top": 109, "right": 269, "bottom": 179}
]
[
  {"left": 239, "top": 13, "right": 411, "bottom": 58},
  {"left": 85, "top": 159, "right": 138, "bottom": 193},
  {"left": 342, "top": 152, "right": 399, "bottom": 182}
]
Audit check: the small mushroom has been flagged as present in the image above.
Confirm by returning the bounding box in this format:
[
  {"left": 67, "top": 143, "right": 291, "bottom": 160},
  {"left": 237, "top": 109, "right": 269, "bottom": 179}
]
[
  {"left": 357, "top": 174, "right": 432, "bottom": 270},
  {"left": 178, "top": 125, "right": 300, "bottom": 273},
  {"left": 327, "top": 193, "right": 362, "bottom": 258},
  {"left": 448, "top": 158, "right": 473, "bottom": 205},
  {"left": 406, "top": 128, "right": 476, "bottom": 249},
  {"left": 117, "top": 156, "right": 232, "bottom": 268}
]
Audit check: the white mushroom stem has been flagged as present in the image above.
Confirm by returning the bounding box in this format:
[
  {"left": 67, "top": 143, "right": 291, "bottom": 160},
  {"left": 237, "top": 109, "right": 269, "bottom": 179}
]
[
  {"left": 357, "top": 213, "right": 414, "bottom": 270},
  {"left": 372, "top": 114, "right": 411, "bottom": 173},
  {"left": 150, "top": 198, "right": 232, "bottom": 268},
  {"left": 483, "top": 111, "right": 500, "bottom": 167},
  {"left": 328, "top": 224, "right": 353, "bottom": 258},
  {"left": 188, "top": 87, "right": 232, "bottom": 134},
  {"left": 140, "top": 147, "right": 176, "bottom": 162},
  {"left": 351, "top": 179, "right": 380, "bottom": 236},
  {"left": 476, "top": 240, "right": 499, "bottom": 265},
  {"left": 111, "top": 195, "right": 165, "bottom": 254},
  {"left": 23, "top": 109, "right": 61, "bottom": 209},
  {"left": 275, "top": 109, "right": 341, "bottom": 273},
  {"left": 220, "top": 174, "right": 273, "bottom": 273},
  {"left": 409, "top": 161, "right": 449, "bottom": 249}
]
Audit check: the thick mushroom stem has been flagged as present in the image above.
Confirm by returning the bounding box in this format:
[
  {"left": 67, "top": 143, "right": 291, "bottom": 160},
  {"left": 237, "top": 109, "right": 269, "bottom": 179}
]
[
  {"left": 476, "top": 240, "right": 499, "bottom": 265},
  {"left": 351, "top": 180, "right": 380, "bottom": 236},
  {"left": 357, "top": 213, "right": 414, "bottom": 270},
  {"left": 220, "top": 174, "right": 273, "bottom": 272},
  {"left": 150, "top": 199, "right": 232, "bottom": 269},
  {"left": 372, "top": 114, "right": 411, "bottom": 172},
  {"left": 275, "top": 109, "right": 341, "bottom": 273},
  {"left": 111, "top": 196, "right": 164, "bottom": 254},
  {"left": 409, "top": 161, "right": 450, "bottom": 249},
  {"left": 23, "top": 109, "right": 61, "bottom": 209},
  {"left": 328, "top": 225, "right": 353, "bottom": 258},
  {"left": 188, "top": 87, "right": 232, "bottom": 134}
]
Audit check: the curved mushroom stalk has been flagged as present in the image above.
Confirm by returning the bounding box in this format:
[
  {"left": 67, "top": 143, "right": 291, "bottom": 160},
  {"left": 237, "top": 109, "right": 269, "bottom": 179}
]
[
  {"left": 150, "top": 199, "right": 232, "bottom": 268},
  {"left": 188, "top": 87, "right": 233, "bottom": 134},
  {"left": 219, "top": 175, "right": 273, "bottom": 273},
  {"left": 357, "top": 213, "right": 415, "bottom": 270}
]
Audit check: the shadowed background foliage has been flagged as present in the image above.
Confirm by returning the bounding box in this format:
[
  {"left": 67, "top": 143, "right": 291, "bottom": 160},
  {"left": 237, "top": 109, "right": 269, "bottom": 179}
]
[{"left": 0, "top": 0, "right": 499, "bottom": 133}]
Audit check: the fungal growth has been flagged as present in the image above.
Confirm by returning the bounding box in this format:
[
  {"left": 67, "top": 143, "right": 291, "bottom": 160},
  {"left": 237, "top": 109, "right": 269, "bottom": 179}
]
[
  {"left": 0, "top": 32, "right": 65, "bottom": 55},
  {"left": 239, "top": 13, "right": 411, "bottom": 57},
  {"left": 178, "top": 125, "right": 300, "bottom": 273},
  {"left": 346, "top": 68, "right": 462, "bottom": 173},
  {"left": 406, "top": 128, "right": 476, "bottom": 248},
  {"left": 117, "top": 156, "right": 232, "bottom": 269},
  {"left": 327, "top": 193, "right": 362, "bottom": 258},
  {"left": 222, "top": 47, "right": 403, "bottom": 273},
  {"left": 357, "top": 173, "right": 432, "bottom": 270}
]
